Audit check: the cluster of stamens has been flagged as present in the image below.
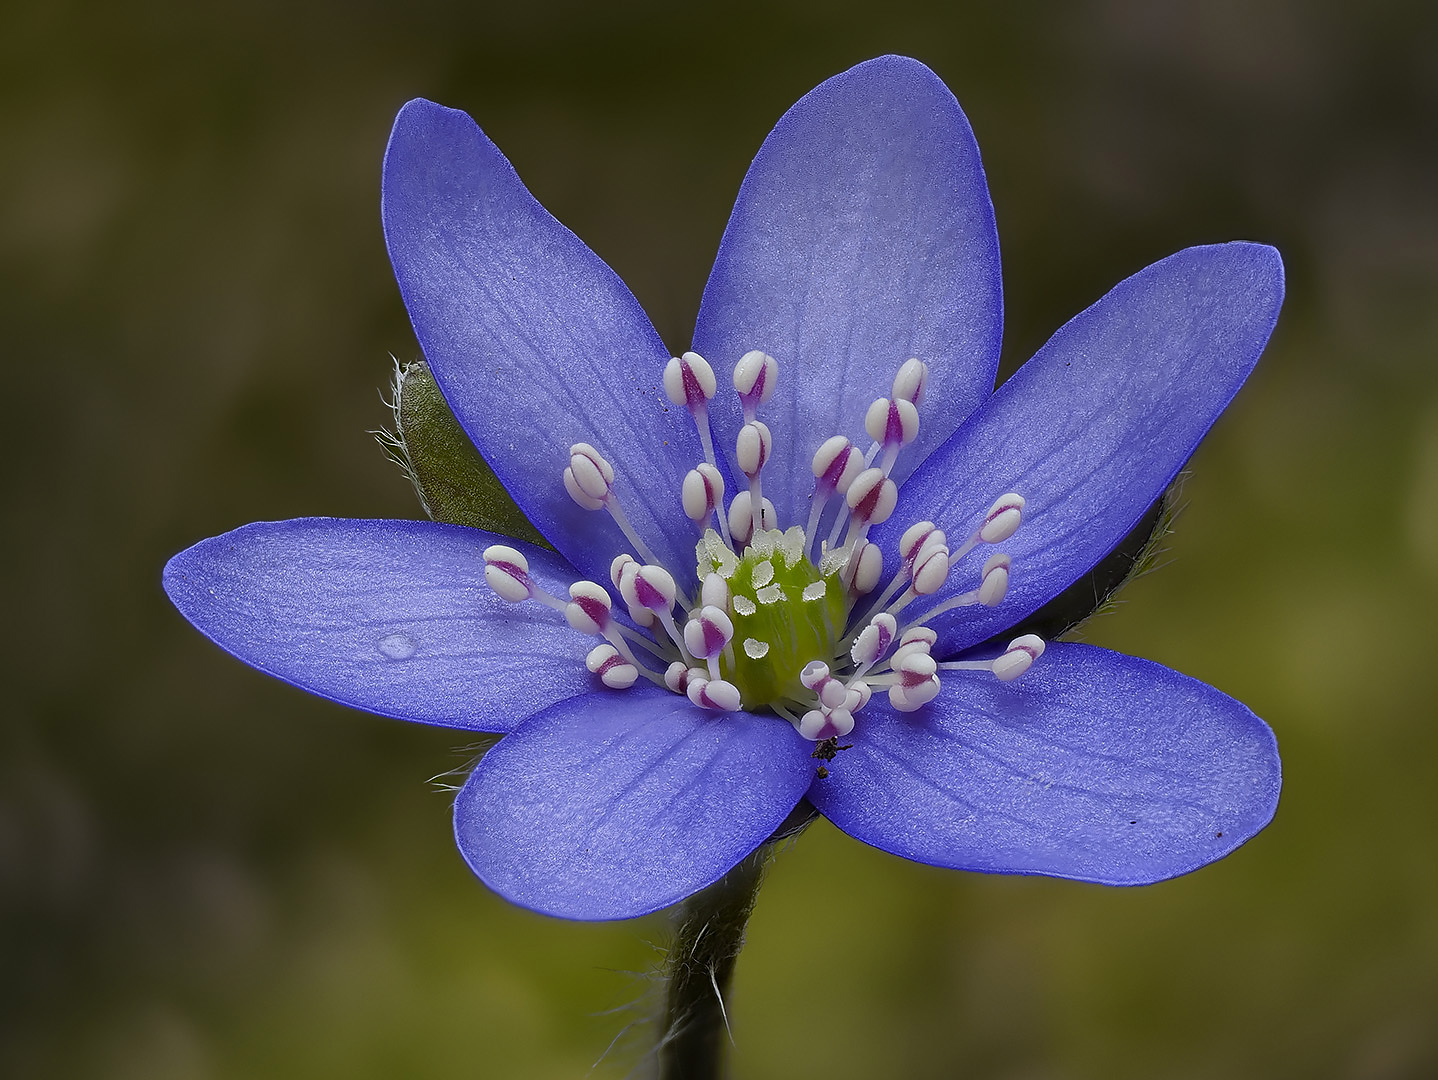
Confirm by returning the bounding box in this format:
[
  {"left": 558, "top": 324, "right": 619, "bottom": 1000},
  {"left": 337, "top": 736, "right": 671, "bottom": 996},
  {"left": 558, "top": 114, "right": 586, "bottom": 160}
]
[{"left": 481, "top": 346, "right": 1046, "bottom": 768}]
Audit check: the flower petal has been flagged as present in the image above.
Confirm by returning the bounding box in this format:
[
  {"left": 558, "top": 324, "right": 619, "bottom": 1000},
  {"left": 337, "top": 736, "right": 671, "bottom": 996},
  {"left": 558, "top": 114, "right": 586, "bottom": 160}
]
[
  {"left": 883, "top": 242, "right": 1284, "bottom": 654},
  {"left": 455, "top": 689, "right": 814, "bottom": 919},
  {"left": 810, "top": 643, "right": 1280, "bottom": 884},
  {"left": 382, "top": 99, "right": 701, "bottom": 586},
  {"left": 693, "top": 55, "right": 1002, "bottom": 525},
  {"left": 163, "top": 518, "right": 593, "bottom": 732}
]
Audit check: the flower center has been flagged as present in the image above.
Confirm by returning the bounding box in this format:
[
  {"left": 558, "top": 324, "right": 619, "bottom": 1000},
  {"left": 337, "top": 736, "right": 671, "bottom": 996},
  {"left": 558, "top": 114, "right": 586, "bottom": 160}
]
[
  {"left": 480, "top": 347, "right": 1047, "bottom": 765},
  {"left": 695, "top": 526, "right": 847, "bottom": 708}
]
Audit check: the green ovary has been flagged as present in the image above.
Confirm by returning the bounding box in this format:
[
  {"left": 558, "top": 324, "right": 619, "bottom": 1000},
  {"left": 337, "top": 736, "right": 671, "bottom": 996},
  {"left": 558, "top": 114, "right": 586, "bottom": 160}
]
[{"left": 696, "top": 527, "right": 849, "bottom": 708}]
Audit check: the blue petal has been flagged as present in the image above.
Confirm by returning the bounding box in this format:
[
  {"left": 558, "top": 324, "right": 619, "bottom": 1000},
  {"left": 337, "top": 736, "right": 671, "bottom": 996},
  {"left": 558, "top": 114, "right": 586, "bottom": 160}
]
[
  {"left": 879, "top": 242, "right": 1284, "bottom": 654},
  {"left": 692, "top": 55, "right": 1002, "bottom": 527},
  {"left": 382, "top": 100, "right": 702, "bottom": 587},
  {"left": 455, "top": 689, "right": 814, "bottom": 919},
  {"left": 810, "top": 643, "right": 1280, "bottom": 884},
  {"left": 163, "top": 519, "right": 594, "bottom": 732}
]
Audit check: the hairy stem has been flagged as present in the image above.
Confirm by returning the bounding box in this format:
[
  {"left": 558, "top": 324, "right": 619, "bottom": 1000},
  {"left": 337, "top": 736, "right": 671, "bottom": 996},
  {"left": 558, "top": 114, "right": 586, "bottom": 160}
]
[{"left": 656, "top": 801, "right": 817, "bottom": 1080}]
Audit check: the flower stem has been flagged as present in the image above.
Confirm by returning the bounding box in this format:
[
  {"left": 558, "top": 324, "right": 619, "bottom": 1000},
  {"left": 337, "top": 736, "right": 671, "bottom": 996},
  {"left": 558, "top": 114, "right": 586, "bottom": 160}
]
[{"left": 656, "top": 801, "right": 817, "bottom": 1080}]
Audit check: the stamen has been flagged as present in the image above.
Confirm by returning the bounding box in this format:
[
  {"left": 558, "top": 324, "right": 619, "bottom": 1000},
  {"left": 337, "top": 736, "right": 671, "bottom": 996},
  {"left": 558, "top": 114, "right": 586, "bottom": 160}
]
[
  {"left": 840, "top": 467, "right": 898, "bottom": 550},
  {"left": 565, "top": 442, "right": 613, "bottom": 504},
  {"left": 728, "top": 490, "right": 775, "bottom": 547},
  {"left": 664, "top": 351, "right": 720, "bottom": 467},
  {"left": 682, "top": 463, "right": 731, "bottom": 546},
  {"left": 585, "top": 643, "right": 639, "bottom": 689},
  {"left": 864, "top": 395, "right": 920, "bottom": 475},
  {"left": 939, "top": 634, "right": 1046, "bottom": 683},
  {"left": 609, "top": 554, "right": 656, "bottom": 629},
  {"left": 687, "top": 675, "right": 743, "bottom": 712},
  {"left": 907, "top": 550, "right": 1011, "bottom": 626},
  {"left": 885, "top": 648, "right": 940, "bottom": 713},
  {"left": 805, "top": 436, "right": 864, "bottom": 552},
  {"left": 850, "top": 612, "right": 897, "bottom": 676},
  {"left": 798, "top": 707, "right": 855, "bottom": 741},
  {"left": 562, "top": 442, "right": 662, "bottom": 566},
  {"left": 976, "top": 552, "right": 1011, "bottom": 608},
  {"left": 620, "top": 563, "right": 689, "bottom": 656},
  {"left": 563, "top": 580, "right": 658, "bottom": 676},
  {"left": 800, "top": 660, "right": 849, "bottom": 710},
  {"left": 665, "top": 662, "right": 702, "bottom": 693},
  {"left": 951, "top": 493, "right": 1026, "bottom": 562},
  {"left": 701, "top": 572, "right": 730, "bottom": 611},
  {"left": 732, "top": 350, "right": 777, "bottom": 423},
  {"left": 842, "top": 539, "right": 883, "bottom": 596},
  {"left": 891, "top": 358, "right": 929, "bottom": 406},
  {"left": 564, "top": 580, "right": 616, "bottom": 636},
  {"left": 736, "top": 420, "right": 773, "bottom": 531},
  {"left": 482, "top": 544, "right": 534, "bottom": 603},
  {"left": 684, "top": 604, "right": 735, "bottom": 680}
]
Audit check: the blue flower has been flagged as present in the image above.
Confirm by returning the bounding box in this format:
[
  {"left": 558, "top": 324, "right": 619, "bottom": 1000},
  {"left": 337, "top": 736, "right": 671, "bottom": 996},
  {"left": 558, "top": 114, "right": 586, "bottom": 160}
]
[{"left": 164, "top": 56, "right": 1283, "bottom": 921}]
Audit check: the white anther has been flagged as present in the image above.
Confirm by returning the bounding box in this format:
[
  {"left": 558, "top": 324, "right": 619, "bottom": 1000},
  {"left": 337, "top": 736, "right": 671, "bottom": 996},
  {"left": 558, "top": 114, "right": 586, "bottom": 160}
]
[
  {"left": 888, "top": 675, "right": 940, "bottom": 712},
  {"left": 849, "top": 540, "right": 883, "bottom": 594},
  {"left": 895, "top": 648, "right": 938, "bottom": 682},
  {"left": 743, "top": 637, "right": 770, "bottom": 659},
  {"left": 733, "top": 350, "right": 777, "bottom": 410},
  {"left": 683, "top": 604, "right": 734, "bottom": 660},
  {"left": 610, "top": 553, "right": 637, "bottom": 590},
  {"left": 800, "top": 661, "right": 830, "bottom": 689},
  {"left": 824, "top": 707, "right": 856, "bottom": 737},
  {"left": 912, "top": 530, "right": 948, "bottom": 571},
  {"left": 563, "top": 466, "right": 605, "bottom": 511},
  {"left": 978, "top": 552, "right": 1011, "bottom": 607},
  {"left": 798, "top": 707, "right": 855, "bottom": 741},
  {"left": 887, "top": 639, "right": 933, "bottom": 672},
  {"left": 682, "top": 463, "right": 725, "bottom": 524},
  {"left": 701, "top": 572, "right": 730, "bottom": 611},
  {"left": 482, "top": 544, "right": 532, "bottom": 603},
  {"left": 864, "top": 396, "right": 920, "bottom": 448},
  {"left": 891, "top": 358, "right": 930, "bottom": 405},
  {"left": 664, "top": 351, "right": 718, "bottom": 409},
  {"left": 845, "top": 468, "right": 898, "bottom": 526},
  {"left": 732, "top": 595, "right": 756, "bottom": 616},
  {"left": 851, "top": 613, "right": 898, "bottom": 667},
  {"left": 899, "top": 521, "right": 939, "bottom": 563},
  {"left": 818, "top": 680, "right": 848, "bottom": 710},
  {"left": 688, "top": 676, "right": 742, "bottom": 712},
  {"left": 845, "top": 681, "right": 873, "bottom": 711},
  {"left": 795, "top": 710, "right": 829, "bottom": 741},
  {"left": 625, "top": 564, "right": 677, "bottom": 613},
  {"left": 567, "top": 443, "right": 614, "bottom": 502},
  {"left": 736, "top": 421, "right": 773, "bottom": 478},
  {"left": 900, "top": 625, "right": 937, "bottom": 649},
  {"left": 811, "top": 435, "right": 864, "bottom": 494},
  {"left": 665, "top": 662, "right": 705, "bottom": 693},
  {"left": 585, "top": 643, "right": 638, "bottom": 689},
  {"left": 980, "top": 493, "right": 1026, "bottom": 544},
  {"left": 728, "top": 490, "right": 775, "bottom": 545},
  {"left": 994, "top": 634, "right": 1045, "bottom": 682},
  {"left": 911, "top": 545, "right": 951, "bottom": 596},
  {"left": 798, "top": 660, "right": 847, "bottom": 709},
  {"left": 564, "top": 581, "right": 613, "bottom": 635}
]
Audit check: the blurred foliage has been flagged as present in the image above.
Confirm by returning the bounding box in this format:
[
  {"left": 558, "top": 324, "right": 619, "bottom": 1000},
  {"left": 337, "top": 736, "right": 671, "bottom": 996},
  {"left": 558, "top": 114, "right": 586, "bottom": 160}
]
[{"left": 3, "top": 1, "right": 1437, "bottom": 1078}]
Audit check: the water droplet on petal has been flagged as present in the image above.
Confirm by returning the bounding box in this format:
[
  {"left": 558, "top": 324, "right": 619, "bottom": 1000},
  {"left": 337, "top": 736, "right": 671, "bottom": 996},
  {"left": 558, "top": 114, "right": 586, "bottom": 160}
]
[{"left": 378, "top": 633, "right": 416, "bottom": 660}]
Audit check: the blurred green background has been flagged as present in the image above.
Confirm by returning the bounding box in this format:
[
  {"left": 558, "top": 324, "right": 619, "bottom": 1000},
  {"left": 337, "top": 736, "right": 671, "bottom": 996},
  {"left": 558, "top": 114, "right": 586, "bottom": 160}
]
[{"left": 4, "top": 0, "right": 1436, "bottom": 1077}]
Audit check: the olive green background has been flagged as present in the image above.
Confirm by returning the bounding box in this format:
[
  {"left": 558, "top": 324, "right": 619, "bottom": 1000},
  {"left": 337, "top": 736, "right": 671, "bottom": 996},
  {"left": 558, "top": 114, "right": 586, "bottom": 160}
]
[{"left": 5, "top": 1, "right": 1436, "bottom": 1077}]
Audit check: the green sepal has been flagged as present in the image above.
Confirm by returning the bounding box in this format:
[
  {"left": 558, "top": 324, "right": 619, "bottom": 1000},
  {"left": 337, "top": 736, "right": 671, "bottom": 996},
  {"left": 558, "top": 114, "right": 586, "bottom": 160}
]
[{"left": 377, "top": 360, "right": 547, "bottom": 545}]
